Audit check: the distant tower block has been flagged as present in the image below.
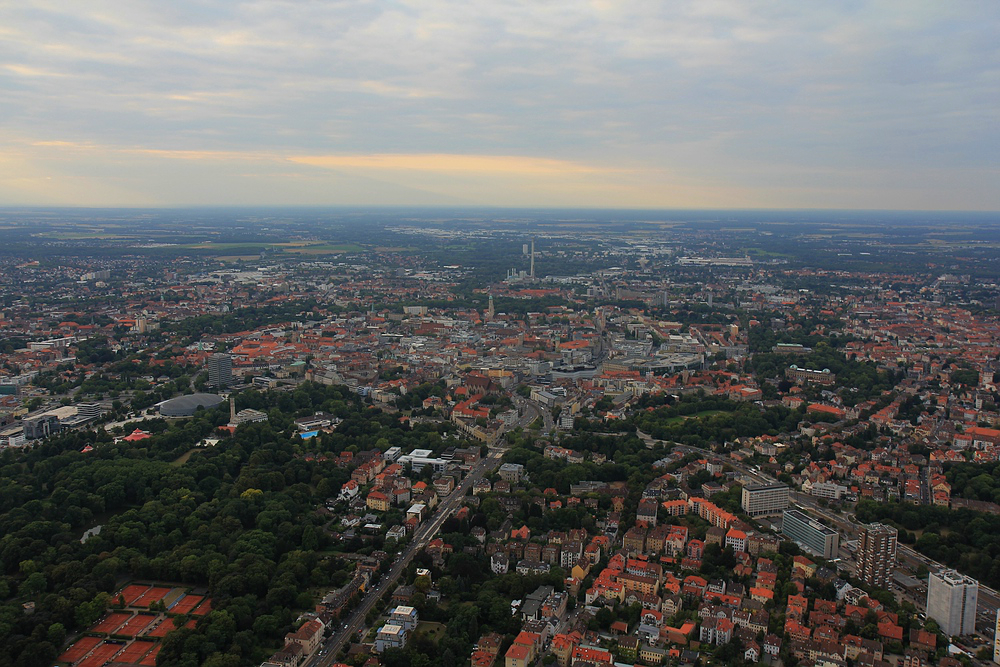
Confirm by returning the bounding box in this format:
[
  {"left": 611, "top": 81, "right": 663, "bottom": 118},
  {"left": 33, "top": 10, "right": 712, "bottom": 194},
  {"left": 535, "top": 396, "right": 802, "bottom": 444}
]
[
  {"left": 207, "top": 353, "right": 233, "bottom": 389},
  {"left": 523, "top": 243, "right": 529, "bottom": 255},
  {"left": 530, "top": 239, "right": 535, "bottom": 280},
  {"left": 487, "top": 295, "right": 495, "bottom": 319}
]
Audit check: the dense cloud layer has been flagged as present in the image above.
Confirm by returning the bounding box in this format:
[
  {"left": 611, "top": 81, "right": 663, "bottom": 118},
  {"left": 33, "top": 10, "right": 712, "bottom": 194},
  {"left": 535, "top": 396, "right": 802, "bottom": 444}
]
[{"left": 1, "top": 1, "right": 998, "bottom": 208}]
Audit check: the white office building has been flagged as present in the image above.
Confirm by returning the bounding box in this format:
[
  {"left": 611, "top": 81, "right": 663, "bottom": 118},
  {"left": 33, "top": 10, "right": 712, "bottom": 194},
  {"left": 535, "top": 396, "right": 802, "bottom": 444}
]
[
  {"left": 927, "top": 570, "right": 978, "bottom": 637},
  {"left": 397, "top": 448, "right": 447, "bottom": 473},
  {"left": 741, "top": 483, "right": 790, "bottom": 517},
  {"left": 807, "top": 481, "right": 848, "bottom": 500},
  {"left": 994, "top": 609, "right": 1000, "bottom": 664},
  {"left": 781, "top": 509, "right": 840, "bottom": 559},
  {"left": 207, "top": 353, "right": 233, "bottom": 388}
]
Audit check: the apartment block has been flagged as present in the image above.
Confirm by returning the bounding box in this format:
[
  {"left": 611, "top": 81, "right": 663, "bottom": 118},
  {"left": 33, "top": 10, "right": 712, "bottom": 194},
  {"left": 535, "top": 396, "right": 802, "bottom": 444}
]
[
  {"left": 927, "top": 570, "right": 978, "bottom": 637},
  {"left": 741, "top": 483, "right": 790, "bottom": 517},
  {"left": 856, "top": 523, "right": 897, "bottom": 589}
]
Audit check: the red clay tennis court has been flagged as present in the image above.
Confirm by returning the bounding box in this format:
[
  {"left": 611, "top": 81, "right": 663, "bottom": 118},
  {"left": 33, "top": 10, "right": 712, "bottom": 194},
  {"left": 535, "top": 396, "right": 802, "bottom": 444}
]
[
  {"left": 169, "top": 594, "right": 203, "bottom": 615},
  {"left": 139, "top": 645, "right": 161, "bottom": 666},
  {"left": 113, "top": 640, "right": 154, "bottom": 663},
  {"left": 146, "top": 618, "right": 182, "bottom": 638},
  {"left": 133, "top": 586, "right": 172, "bottom": 607},
  {"left": 118, "top": 584, "right": 151, "bottom": 606},
  {"left": 77, "top": 641, "right": 124, "bottom": 667},
  {"left": 92, "top": 612, "right": 131, "bottom": 634},
  {"left": 191, "top": 598, "right": 213, "bottom": 615},
  {"left": 59, "top": 636, "right": 101, "bottom": 663},
  {"left": 115, "top": 613, "right": 156, "bottom": 637}
]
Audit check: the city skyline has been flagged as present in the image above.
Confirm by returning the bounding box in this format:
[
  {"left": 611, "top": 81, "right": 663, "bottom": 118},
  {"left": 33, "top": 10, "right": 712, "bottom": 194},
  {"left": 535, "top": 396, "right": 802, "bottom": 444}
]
[{"left": 2, "top": 2, "right": 999, "bottom": 210}]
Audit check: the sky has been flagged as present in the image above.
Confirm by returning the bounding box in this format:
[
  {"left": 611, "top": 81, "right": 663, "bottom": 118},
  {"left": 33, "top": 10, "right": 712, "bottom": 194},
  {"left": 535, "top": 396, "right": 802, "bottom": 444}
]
[{"left": 1, "top": 1, "right": 998, "bottom": 210}]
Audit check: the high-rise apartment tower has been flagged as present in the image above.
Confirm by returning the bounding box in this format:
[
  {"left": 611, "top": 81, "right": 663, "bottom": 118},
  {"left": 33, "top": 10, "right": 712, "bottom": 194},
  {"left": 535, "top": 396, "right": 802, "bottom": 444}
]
[
  {"left": 207, "top": 352, "right": 233, "bottom": 389},
  {"left": 856, "top": 523, "right": 897, "bottom": 589},
  {"left": 927, "top": 570, "right": 978, "bottom": 637}
]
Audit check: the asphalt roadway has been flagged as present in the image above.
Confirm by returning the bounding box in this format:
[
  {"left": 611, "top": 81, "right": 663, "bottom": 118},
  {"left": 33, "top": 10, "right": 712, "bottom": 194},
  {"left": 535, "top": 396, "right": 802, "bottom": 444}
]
[
  {"left": 303, "top": 448, "right": 505, "bottom": 667},
  {"left": 305, "top": 429, "right": 1000, "bottom": 665}
]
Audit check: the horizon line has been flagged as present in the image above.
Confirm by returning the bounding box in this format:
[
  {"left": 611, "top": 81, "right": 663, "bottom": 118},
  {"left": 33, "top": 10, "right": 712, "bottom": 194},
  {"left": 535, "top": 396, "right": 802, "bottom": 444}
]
[{"left": 0, "top": 204, "right": 998, "bottom": 215}]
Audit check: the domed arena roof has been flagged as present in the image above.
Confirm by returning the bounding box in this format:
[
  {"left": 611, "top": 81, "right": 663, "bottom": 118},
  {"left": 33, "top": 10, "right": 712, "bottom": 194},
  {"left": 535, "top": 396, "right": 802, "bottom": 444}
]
[{"left": 157, "top": 393, "right": 225, "bottom": 417}]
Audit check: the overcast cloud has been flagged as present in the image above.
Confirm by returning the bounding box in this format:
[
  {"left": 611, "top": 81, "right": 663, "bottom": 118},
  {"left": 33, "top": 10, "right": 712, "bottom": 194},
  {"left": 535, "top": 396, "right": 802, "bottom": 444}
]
[{"left": 1, "top": 1, "right": 998, "bottom": 209}]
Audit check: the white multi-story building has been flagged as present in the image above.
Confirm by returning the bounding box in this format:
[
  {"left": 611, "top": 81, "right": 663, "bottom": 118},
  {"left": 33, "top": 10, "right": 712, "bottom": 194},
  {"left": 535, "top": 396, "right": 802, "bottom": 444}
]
[
  {"left": 994, "top": 609, "right": 1000, "bottom": 664},
  {"left": 807, "top": 481, "right": 848, "bottom": 500},
  {"left": 388, "top": 605, "right": 419, "bottom": 632},
  {"left": 781, "top": 509, "right": 840, "bottom": 560},
  {"left": 374, "top": 624, "right": 408, "bottom": 652},
  {"left": 927, "top": 570, "right": 978, "bottom": 637},
  {"left": 397, "top": 449, "right": 447, "bottom": 473},
  {"left": 741, "top": 484, "right": 790, "bottom": 517}
]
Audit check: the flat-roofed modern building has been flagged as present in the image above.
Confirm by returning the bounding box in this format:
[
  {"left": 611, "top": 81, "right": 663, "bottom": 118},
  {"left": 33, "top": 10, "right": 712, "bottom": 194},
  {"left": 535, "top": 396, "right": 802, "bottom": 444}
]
[
  {"left": 856, "top": 523, "right": 897, "bottom": 589},
  {"left": 781, "top": 509, "right": 840, "bottom": 559},
  {"left": 927, "top": 570, "right": 978, "bottom": 637},
  {"left": 397, "top": 449, "right": 447, "bottom": 473},
  {"left": 741, "top": 483, "right": 790, "bottom": 517},
  {"left": 808, "top": 481, "right": 849, "bottom": 500},
  {"left": 75, "top": 402, "right": 103, "bottom": 421},
  {"left": 374, "top": 623, "right": 408, "bottom": 652},
  {"left": 207, "top": 353, "right": 233, "bottom": 388},
  {"left": 993, "top": 609, "right": 1000, "bottom": 663},
  {"left": 388, "top": 605, "right": 418, "bottom": 631}
]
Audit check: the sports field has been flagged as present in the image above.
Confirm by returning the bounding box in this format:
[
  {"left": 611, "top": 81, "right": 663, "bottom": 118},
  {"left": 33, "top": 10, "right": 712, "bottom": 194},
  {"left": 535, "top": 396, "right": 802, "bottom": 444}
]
[
  {"left": 115, "top": 614, "right": 156, "bottom": 637},
  {"left": 169, "top": 594, "right": 203, "bottom": 615},
  {"left": 92, "top": 612, "right": 130, "bottom": 634},
  {"left": 59, "top": 636, "right": 101, "bottom": 663},
  {"left": 77, "top": 642, "right": 124, "bottom": 667},
  {"left": 113, "top": 641, "right": 154, "bottom": 663}
]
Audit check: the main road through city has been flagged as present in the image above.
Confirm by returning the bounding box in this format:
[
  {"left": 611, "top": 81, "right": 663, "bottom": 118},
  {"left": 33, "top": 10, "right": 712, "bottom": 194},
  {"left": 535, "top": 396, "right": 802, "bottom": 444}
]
[{"left": 304, "top": 448, "right": 506, "bottom": 667}]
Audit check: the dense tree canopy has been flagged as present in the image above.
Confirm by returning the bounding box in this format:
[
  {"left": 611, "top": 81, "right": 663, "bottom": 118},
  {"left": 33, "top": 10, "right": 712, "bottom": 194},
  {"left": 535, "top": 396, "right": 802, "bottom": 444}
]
[
  {"left": 632, "top": 394, "right": 803, "bottom": 446},
  {"left": 856, "top": 499, "right": 1000, "bottom": 590},
  {"left": 0, "top": 382, "right": 469, "bottom": 667}
]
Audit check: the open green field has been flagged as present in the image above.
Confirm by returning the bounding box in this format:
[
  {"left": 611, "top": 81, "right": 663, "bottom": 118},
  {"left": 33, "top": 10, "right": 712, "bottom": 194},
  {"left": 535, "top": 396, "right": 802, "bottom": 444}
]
[
  {"left": 46, "top": 232, "right": 135, "bottom": 240},
  {"left": 282, "top": 243, "right": 364, "bottom": 254},
  {"left": 740, "top": 247, "right": 795, "bottom": 258},
  {"left": 218, "top": 255, "right": 265, "bottom": 262},
  {"left": 415, "top": 621, "right": 447, "bottom": 644},
  {"left": 27, "top": 229, "right": 367, "bottom": 255},
  {"left": 659, "top": 409, "right": 728, "bottom": 425},
  {"left": 174, "top": 241, "right": 364, "bottom": 253},
  {"left": 171, "top": 450, "right": 194, "bottom": 467}
]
